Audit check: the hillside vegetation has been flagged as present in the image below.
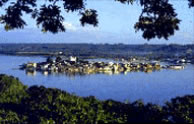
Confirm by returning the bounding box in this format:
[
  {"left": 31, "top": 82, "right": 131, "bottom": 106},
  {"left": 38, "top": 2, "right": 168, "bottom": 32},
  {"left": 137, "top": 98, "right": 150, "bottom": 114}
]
[
  {"left": 0, "top": 74, "right": 194, "bottom": 123},
  {"left": 0, "top": 43, "right": 193, "bottom": 59}
]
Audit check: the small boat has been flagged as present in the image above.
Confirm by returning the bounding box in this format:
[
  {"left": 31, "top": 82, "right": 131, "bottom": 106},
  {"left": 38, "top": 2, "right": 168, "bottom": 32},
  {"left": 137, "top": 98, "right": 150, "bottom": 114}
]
[
  {"left": 19, "top": 64, "right": 26, "bottom": 70},
  {"left": 168, "top": 65, "right": 184, "bottom": 70}
]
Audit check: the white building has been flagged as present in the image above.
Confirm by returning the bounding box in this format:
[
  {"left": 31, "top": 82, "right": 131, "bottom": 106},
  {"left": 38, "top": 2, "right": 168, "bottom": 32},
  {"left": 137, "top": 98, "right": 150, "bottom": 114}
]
[{"left": 70, "top": 56, "right": 77, "bottom": 62}]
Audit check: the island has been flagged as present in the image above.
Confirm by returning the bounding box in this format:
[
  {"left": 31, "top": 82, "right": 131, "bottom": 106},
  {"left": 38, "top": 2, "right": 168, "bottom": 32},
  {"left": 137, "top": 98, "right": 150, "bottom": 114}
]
[{"left": 20, "top": 56, "right": 186, "bottom": 76}]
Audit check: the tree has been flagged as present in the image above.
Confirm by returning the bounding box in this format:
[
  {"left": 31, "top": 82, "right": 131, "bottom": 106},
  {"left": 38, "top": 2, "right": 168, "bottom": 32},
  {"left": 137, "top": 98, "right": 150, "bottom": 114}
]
[{"left": 0, "top": 0, "right": 193, "bottom": 40}]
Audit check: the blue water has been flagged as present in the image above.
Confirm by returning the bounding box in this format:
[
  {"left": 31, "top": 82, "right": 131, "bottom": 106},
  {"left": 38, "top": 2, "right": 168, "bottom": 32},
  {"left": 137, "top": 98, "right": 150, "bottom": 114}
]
[{"left": 0, "top": 55, "right": 193, "bottom": 105}]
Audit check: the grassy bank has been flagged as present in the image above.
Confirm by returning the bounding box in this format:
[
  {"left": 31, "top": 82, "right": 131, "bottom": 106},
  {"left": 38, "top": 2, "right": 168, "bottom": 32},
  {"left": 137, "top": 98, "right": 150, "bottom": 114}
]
[{"left": 0, "top": 74, "right": 193, "bottom": 123}]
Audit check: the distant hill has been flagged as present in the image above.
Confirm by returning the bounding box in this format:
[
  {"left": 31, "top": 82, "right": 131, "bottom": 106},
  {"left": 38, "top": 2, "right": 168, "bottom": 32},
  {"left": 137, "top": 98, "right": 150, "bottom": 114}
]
[{"left": 0, "top": 43, "right": 193, "bottom": 59}]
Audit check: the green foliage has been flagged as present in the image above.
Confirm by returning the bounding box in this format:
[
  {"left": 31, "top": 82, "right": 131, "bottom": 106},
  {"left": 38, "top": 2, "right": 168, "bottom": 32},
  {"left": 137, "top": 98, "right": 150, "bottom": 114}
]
[
  {"left": 0, "top": 109, "right": 20, "bottom": 123},
  {"left": 0, "top": 74, "right": 194, "bottom": 123},
  {"left": 0, "top": 0, "right": 193, "bottom": 40},
  {"left": 37, "top": 5, "right": 65, "bottom": 33},
  {"left": 0, "top": 74, "right": 28, "bottom": 103},
  {"left": 0, "top": 0, "right": 98, "bottom": 34},
  {"left": 188, "top": 0, "right": 194, "bottom": 8},
  {"left": 164, "top": 95, "right": 194, "bottom": 123},
  {"left": 80, "top": 9, "right": 98, "bottom": 27},
  {"left": 134, "top": 0, "right": 180, "bottom": 40}
]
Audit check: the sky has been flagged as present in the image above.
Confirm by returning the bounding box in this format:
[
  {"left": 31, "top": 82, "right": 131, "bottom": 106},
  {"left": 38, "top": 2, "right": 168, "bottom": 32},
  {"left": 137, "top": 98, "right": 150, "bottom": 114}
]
[{"left": 0, "top": 0, "right": 193, "bottom": 44}]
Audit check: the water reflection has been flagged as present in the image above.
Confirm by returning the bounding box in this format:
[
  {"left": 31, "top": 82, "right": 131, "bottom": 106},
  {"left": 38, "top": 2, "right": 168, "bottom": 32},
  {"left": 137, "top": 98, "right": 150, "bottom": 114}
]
[
  {"left": 25, "top": 69, "right": 164, "bottom": 77},
  {"left": 26, "top": 70, "right": 37, "bottom": 76}
]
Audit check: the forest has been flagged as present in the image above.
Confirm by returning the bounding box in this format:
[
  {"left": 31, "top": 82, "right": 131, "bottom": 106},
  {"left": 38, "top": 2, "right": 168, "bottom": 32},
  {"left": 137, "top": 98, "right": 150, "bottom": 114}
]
[{"left": 0, "top": 74, "right": 194, "bottom": 123}]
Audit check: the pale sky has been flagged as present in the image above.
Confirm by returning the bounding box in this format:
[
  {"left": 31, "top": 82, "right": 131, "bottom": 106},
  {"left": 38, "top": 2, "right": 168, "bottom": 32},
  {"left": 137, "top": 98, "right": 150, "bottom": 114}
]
[{"left": 0, "top": 0, "right": 193, "bottom": 44}]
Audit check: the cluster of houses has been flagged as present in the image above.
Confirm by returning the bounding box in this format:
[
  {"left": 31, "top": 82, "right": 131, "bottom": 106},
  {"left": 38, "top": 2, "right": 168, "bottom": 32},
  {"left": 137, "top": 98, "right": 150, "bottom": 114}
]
[
  {"left": 20, "top": 56, "right": 161, "bottom": 75},
  {"left": 20, "top": 56, "right": 186, "bottom": 76}
]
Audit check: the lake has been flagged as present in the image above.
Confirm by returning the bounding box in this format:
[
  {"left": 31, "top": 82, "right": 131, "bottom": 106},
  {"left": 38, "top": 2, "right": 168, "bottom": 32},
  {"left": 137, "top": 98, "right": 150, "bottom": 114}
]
[{"left": 0, "top": 55, "right": 193, "bottom": 105}]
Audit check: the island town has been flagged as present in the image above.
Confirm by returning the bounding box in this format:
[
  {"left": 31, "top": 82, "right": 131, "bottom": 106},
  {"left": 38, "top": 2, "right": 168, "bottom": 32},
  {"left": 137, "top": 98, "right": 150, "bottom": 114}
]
[{"left": 19, "top": 56, "right": 187, "bottom": 76}]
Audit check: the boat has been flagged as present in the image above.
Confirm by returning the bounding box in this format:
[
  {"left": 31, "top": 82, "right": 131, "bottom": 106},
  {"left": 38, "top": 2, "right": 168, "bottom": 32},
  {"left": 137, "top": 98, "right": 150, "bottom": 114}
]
[{"left": 168, "top": 64, "right": 185, "bottom": 70}]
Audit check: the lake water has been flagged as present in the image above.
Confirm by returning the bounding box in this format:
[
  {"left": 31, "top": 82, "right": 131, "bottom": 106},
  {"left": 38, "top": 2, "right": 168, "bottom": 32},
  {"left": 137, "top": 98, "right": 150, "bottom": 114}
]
[{"left": 0, "top": 55, "right": 193, "bottom": 105}]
